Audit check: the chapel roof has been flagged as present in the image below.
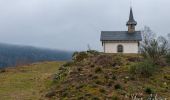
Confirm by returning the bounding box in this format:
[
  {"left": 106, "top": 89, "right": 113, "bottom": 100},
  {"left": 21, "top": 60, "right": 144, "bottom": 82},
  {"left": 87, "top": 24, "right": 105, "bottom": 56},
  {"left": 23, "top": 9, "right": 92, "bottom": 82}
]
[{"left": 100, "top": 31, "right": 142, "bottom": 41}]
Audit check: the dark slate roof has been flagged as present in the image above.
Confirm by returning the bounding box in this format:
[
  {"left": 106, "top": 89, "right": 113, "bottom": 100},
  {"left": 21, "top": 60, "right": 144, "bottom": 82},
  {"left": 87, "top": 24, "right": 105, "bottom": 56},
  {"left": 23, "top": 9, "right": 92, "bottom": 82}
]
[{"left": 100, "top": 31, "right": 142, "bottom": 41}]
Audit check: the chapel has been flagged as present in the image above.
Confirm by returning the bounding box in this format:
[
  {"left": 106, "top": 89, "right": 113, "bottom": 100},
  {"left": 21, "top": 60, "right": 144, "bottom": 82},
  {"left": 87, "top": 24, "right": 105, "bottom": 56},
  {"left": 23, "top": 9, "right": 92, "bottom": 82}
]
[{"left": 100, "top": 8, "right": 142, "bottom": 53}]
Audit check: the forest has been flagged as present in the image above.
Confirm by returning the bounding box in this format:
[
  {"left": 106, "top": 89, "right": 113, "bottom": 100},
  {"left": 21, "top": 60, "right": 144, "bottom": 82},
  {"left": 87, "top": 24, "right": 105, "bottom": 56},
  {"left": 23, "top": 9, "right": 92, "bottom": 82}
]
[{"left": 0, "top": 43, "right": 72, "bottom": 68}]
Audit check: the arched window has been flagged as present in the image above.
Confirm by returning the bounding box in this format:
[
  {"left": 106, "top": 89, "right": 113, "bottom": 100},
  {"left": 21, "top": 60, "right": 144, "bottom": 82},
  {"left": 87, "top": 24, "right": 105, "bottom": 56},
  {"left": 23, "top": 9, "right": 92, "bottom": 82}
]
[{"left": 117, "top": 45, "right": 123, "bottom": 53}]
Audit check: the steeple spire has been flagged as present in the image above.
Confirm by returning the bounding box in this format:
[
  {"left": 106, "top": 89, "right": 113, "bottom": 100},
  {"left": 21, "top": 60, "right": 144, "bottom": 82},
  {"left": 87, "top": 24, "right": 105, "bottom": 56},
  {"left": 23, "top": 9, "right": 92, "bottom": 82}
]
[
  {"left": 126, "top": 8, "right": 137, "bottom": 33},
  {"left": 129, "top": 8, "right": 134, "bottom": 21}
]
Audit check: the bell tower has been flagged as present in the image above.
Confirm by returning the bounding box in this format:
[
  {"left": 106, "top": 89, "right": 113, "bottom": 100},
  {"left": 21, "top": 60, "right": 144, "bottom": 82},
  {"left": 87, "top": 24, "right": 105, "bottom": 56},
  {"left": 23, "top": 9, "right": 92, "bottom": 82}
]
[{"left": 126, "top": 8, "right": 137, "bottom": 33}]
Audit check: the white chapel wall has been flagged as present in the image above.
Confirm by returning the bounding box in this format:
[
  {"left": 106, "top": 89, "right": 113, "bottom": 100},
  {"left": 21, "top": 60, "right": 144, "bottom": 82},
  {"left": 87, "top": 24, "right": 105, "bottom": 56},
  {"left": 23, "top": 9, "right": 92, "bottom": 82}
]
[{"left": 104, "top": 41, "right": 139, "bottom": 53}]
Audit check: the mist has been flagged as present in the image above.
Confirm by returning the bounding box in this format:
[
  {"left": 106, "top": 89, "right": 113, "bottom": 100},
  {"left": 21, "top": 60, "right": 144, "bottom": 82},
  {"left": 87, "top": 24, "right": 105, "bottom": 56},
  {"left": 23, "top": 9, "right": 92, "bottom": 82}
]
[{"left": 0, "top": 0, "right": 169, "bottom": 51}]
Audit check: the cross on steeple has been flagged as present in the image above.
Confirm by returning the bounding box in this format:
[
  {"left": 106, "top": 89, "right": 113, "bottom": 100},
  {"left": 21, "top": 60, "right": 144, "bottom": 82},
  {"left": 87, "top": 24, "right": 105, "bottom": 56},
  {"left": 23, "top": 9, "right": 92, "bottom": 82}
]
[{"left": 126, "top": 8, "right": 137, "bottom": 33}]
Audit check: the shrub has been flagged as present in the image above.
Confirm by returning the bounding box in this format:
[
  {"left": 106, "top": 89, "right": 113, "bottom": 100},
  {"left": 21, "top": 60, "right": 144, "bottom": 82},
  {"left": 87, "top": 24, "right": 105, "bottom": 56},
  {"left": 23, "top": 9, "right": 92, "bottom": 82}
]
[
  {"left": 112, "top": 75, "right": 117, "bottom": 80},
  {"left": 72, "top": 52, "right": 88, "bottom": 62},
  {"left": 63, "top": 61, "right": 74, "bottom": 67},
  {"left": 166, "top": 53, "right": 170, "bottom": 64},
  {"left": 164, "top": 74, "right": 170, "bottom": 80},
  {"left": 114, "top": 84, "right": 122, "bottom": 90},
  {"left": 112, "top": 55, "right": 126, "bottom": 66},
  {"left": 95, "top": 67, "right": 102, "bottom": 73},
  {"left": 111, "top": 96, "right": 118, "bottom": 100},
  {"left": 91, "top": 97, "right": 100, "bottom": 100},
  {"left": 145, "top": 87, "right": 154, "bottom": 94},
  {"left": 94, "top": 55, "right": 113, "bottom": 67},
  {"left": 127, "top": 56, "right": 142, "bottom": 62},
  {"left": 95, "top": 80, "right": 102, "bottom": 85},
  {"left": 129, "top": 60, "right": 156, "bottom": 77},
  {"left": 90, "top": 64, "right": 95, "bottom": 68},
  {"left": 77, "top": 67, "right": 82, "bottom": 72},
  {"left": 99, "top": 88, "right": 106, "bottom": 93},
  {"left": 87, "top": 50, "right": 100, "bottom": 55},
  {"left": 141, "top": 36, "right": 168, "bottom": 65},
  {"left": 0, "top": 69, "right": 6, "bottom": 73},
  {"left": 92, "top": 75, "right": 98, "bottom": 79},
  {"left": 45, "top": 90, "right": 56, "bottom": 98}
]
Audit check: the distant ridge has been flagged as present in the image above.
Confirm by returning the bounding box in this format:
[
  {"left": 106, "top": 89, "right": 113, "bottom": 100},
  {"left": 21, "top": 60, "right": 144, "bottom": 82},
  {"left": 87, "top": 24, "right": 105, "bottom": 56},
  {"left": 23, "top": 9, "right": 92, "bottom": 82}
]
[{"left": 0, "top": 43, "right": 72, "bottom": 68}]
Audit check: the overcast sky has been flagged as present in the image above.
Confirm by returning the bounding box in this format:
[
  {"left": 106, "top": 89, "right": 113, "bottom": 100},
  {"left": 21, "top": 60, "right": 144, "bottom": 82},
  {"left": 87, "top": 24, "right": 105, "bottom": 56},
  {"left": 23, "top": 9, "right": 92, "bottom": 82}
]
[{"left": 0, "top": 0, "right": 169, "bottom": 51}]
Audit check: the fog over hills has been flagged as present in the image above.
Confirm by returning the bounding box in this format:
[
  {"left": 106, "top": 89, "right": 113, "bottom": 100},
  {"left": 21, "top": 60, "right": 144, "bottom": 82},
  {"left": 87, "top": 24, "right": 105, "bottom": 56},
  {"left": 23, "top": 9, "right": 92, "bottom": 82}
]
[{"left": 0, "top": 43, "right": 72, "bottom": 68}]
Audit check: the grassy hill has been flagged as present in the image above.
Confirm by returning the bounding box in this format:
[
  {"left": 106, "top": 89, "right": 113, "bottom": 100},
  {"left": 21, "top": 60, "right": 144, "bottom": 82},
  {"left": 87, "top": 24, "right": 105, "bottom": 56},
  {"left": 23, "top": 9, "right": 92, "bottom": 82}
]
[
  {"left": 45, "top": 52, "right": 170, "bottom": 100},
  {"left": 0, "top": 61, "right": 64, "bottom": 100},
  {"left": 0, "top": 52, "right": 169, "bottom": 100}
]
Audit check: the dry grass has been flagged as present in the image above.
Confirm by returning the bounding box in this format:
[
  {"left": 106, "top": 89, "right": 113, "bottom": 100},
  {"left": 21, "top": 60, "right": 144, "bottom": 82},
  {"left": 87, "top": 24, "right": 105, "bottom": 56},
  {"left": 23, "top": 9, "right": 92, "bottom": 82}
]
[{"left": 0, "top": 61, "right": 64, "bottom": 100}]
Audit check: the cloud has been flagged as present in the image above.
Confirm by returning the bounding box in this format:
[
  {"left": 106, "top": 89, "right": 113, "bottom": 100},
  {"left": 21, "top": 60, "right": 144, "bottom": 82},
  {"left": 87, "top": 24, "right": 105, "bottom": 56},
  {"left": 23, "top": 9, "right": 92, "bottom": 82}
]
[{"left": 0, "top": 0, "right": 169, "bottom": 51}]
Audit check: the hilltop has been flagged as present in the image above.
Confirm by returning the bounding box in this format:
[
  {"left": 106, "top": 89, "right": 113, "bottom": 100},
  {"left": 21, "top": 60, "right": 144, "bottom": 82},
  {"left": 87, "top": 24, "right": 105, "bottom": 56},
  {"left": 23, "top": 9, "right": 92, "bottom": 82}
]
[{"left": 45, "top": 51, "right": 170, "bottom": 100}]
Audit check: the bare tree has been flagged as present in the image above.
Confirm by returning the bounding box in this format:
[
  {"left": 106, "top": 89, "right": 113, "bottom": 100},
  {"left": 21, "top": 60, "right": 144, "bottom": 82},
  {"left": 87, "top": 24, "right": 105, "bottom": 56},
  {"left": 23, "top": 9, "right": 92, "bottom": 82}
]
[
  {"left": 140, "top": 26, "right": 168, "bottom": 65},
  {"left": 167, "top": 33, "right": 170, "bottom": 49}
]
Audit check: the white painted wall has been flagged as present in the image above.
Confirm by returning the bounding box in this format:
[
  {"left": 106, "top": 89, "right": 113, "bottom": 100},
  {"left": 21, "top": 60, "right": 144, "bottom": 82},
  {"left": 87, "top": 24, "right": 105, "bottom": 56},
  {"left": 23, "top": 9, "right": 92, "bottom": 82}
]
[{"left": 103, "top": 41, "right": 139, "bottom": 53}]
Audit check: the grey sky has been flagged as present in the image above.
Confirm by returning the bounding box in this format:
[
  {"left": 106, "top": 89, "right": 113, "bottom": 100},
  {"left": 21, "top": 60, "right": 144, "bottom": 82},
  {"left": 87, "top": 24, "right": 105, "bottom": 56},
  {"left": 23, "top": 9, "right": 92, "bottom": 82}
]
[{"left": 0, "top": 0, "right": 169, "bottom": 51}]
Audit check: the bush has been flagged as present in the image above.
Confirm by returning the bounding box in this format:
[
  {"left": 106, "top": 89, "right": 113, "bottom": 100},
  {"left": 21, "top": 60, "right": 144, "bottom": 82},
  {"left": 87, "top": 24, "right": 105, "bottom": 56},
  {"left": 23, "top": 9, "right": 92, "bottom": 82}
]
[
  {"left": 63, "top": 61, "right": 74, "bottom": 67},
  {"left": 87, "top": 50, "right": 100, "bottom": 55},
  {"left": 141, "top": 36, "right": 168, "bottom": 65},
  {"left": 95, "top": 67, "right": 102, "bottom": 73},
  {"left": 112, "top": 55, "right": 126, "bottom": 66},
  {"left": 72, "top": 52, "right": 88, "bottom": 62},
  {"left": 166, "top": 53, "right": 170, "bottom": 64},
  {"left": 112, "top": 75, "right": 117, "bottom": 80},
  {"left": 95, "top": 80, "right": 103, "bottom": 85},
  {"left": 111, "top": 96, "right": 119, "bottom": 100},
  {"left": 0, "top": 69, "right": 6, "bottom": 73},
  {"left": 129, "top": 60, "right": 156, "bottom": 77},
  {"left": 91, "top": 97, "right": 100, "bottom": 100},
  {"left": 99, "top": 88, "right": 106, "bottom": 93},
  {"left": 114, "top": 84, "right": 122, "bottom": 90},
  {"left": 145, "top": 87, "right": 154, "bottom": 94},
  {"left": 94, "top": 55, "right": 114, "bottom": 67},
  {"left": 45, "top": 90, "right": 56, "bottom": 98}
]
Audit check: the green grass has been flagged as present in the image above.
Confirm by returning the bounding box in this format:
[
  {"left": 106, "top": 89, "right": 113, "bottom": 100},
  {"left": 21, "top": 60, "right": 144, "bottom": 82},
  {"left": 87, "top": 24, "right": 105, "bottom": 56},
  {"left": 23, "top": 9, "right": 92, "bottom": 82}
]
[{"left": 0, "top": 61, "right": 64, "bottom": 100}]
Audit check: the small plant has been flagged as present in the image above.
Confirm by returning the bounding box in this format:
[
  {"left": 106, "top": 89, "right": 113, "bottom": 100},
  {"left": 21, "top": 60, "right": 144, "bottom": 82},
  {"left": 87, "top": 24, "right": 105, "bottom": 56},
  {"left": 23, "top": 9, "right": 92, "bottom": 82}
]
[
  {"left": 166, "top": 53, "right": 170, "bottom": 65},
  {"left": 0, "top": 69, "right": 6, "bottom": 73},
  {"left": 145, "top": 87, "right": 154, "bottom": 94},
  {"left": 112, "top": 55, "right": 125, "bottom": 66},
  {"left": 99, "top": 88, "right": 106, "bottom": 93},
  {"left": 112, "top": 96, "right": 119, "bottom": 100},
  {"left": 129, "top": 60, "right": 156, "bottom": 77},
  {"left": 164, "top": 74, "right": 170, "bottom": 80},
  {"left": 91, "top": 96, "right": 100, "bottom": 100},
  {"left": 45, "top": 90, "right": 56, "bottom": 98},
  {"left": 95, "top": 80, "right": 102, "bottom": 85},
  {"left": 77, "top": 67, "right": 82, "bottom": 72},
  {"left": 112, "top": 75, "right": 117, "bottom": 80},
  {"left": 87, "top": 50, "right": 100, "bottom": 55},
  {"left": 95, "top": 67, "right": 102, "bottom": 73},
  {"left": 63, "top": 61, "right": 74, "bottom": 67},
  {"left": 72, "top": 51, "right": 88, "bottom": 62},
  {"left": 94, "top": 55, "right": 114, "bottom": 67},
  {"left": 114, "top": 84, "right": 122, "bottom": 90},
  {"left": 92, "top": 75, "right": 98, "bottom": 79},
  {"left": 90, "top": 64, "right": 95, "bottom": 68}
]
